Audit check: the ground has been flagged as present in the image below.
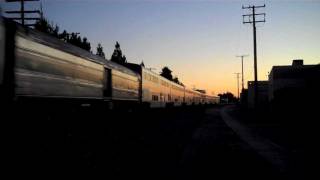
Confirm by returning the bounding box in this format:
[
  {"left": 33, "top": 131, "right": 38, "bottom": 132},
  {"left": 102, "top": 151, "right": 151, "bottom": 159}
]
[{"left": 5, "top": 104, "right": 313, "bottom": 179}]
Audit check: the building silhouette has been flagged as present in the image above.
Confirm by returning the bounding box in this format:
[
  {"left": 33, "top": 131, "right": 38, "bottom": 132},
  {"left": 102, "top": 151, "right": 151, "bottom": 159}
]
[{"left": 268, "top": 59, "right": 320, "bottom": 111}]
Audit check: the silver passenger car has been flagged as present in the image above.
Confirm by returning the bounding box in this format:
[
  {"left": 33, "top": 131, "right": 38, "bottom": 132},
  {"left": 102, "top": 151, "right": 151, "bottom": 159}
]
[
  {"left": 3, "top": 19, "right": 140, "bottom": 104},
  {"left": 140, "top": 67, "right": 185, "bottom": 107},
  {"left": 15, "top": 30, "right": 105, "bottom": 99},
  {"left": 124, "top": 63, "right": 219, "bottom": 108},
  {"left": 205, "top": 95, "right": 219, "bottom": 104},
  {"left": 106, "top": 62, "right": 140, "bottom": 102}
]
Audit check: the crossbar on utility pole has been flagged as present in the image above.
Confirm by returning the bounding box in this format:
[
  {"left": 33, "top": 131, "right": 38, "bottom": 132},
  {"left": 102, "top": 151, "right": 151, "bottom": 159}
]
[
  {"left": 242, "top": 4, "right": 266, "bottom": 108},
  {"left": 7, "top": 17, "right": 40, "bottom": 20},
  {"left": 5, "top": 10, "right": 41, "bottom": 14},
  {"left": 5, "top": 0, "right": 40, "bottom": 26},
  {"left": 236, "top": 55, "right": 249, "bottom": 91}
]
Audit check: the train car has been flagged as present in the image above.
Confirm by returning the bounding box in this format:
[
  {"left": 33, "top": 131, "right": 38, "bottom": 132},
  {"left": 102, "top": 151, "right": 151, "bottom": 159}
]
[
  {"left": 124, "top": 64, "right": 187, "bottom": 108},
  {"left": 205, "top": 95, "right": 219, "bottom": 104},
  {"left": 141, "top": 68, "right": 170, "bottom": 107},
  {"left": 1, "top": 18, "right": 140, "bottom": 107},
  {"left": 200, "top": 92, "right": 206, "bottom": 104},
  {"left": 125, "top": 63, "right": 220, "bottom": 107},
  {"left": 170, "top": 81, "right": 185, "bottom": 106},
  {"left": 192, "top": 90, "right": 202, "bottom": 105},
  {"left": 1, "top": 17, "right": 218, "bottom": 110},
  {"left": 15, "top": 27, "right": 104, "bottom": 100},
  {"left": 184, "top": 88, "right": 195, "bottom": 105},
  {"left": 140, "top": 67, "right": 187, "bottom": 107},
  {"left": 103, "top": 61, "right": 140, "bottom": 108}
]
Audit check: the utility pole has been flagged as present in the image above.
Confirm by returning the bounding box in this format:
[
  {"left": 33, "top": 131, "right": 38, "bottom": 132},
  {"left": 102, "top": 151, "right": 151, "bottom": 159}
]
[
  {"left": 5, "top": 0, "right": 41, "bottom": 27},
  {"left": 236, "top": 55, "right": 249, "bottom": 91},
  {"left": 242, "top": 4, "right": 265, "bottom": 107},
  {"left": 234, "top": 73, "right": 241, "bottom": 99}
]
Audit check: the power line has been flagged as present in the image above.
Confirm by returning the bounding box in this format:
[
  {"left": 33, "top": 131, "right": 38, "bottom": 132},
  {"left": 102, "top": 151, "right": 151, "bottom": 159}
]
[{"left": 242, "top": 4, "right": 266, "bottom": 107}]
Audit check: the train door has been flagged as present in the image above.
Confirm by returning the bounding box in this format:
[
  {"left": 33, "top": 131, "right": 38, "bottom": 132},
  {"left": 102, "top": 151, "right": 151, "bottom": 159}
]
[{"left": 103, "top": 67, "right": 112, "bottom": 98}]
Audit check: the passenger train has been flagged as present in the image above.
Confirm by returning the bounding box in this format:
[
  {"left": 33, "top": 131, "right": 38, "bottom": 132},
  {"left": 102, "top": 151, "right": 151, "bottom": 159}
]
[{"left": 0, "top": 17, "right": 219, "bottom": 109}]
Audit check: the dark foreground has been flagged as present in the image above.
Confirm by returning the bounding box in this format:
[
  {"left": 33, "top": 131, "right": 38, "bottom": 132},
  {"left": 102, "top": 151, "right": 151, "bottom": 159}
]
[{"left": 4, "top": 104, "right": 306, "bottom": 178}]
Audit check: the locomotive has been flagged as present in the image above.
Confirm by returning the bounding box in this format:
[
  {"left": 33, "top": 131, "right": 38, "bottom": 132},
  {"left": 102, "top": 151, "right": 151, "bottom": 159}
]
[{"left": 0, "top": 17, "right": 219, "bottom": 109}]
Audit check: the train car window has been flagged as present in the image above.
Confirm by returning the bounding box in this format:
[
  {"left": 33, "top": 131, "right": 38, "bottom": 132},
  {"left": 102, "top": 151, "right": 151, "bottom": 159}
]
[
  {"left": 152, "top": 95, "right": 159, "bottom": 101},
  {"left": 161, "top": 80, "right": 166, "bottom": 86},
  {"left": 154, "top": 76, "right": 159, "bottom": 83},
  {"left": 143, "top": 72, "right": 146, "bottom": 80},
  {"left": 143, "top": 72, "right": 148, "bottom": 81},
  {"left": 145, "top": 72, "right": 150, "bottom": 81}
]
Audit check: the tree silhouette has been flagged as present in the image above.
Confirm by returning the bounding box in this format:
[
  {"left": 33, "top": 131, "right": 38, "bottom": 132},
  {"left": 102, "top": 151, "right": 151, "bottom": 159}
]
[
  {"left": 160, "top": 67, "right": 184, "bottom": 85},
  {"left": 34, "top": 18, "right": 53, "bottom": 34},
  {"left": 218, "top": 92, "right": 238, "bottom": 103},
  {"left": 53, "top": 24, "right": 59, "bottom": 38},
  {"left": 111, "top": 42, "right": 127, "bottom": 65},
  {"left": 81, "top": 37, "right": 91, "bottom": 51},
  {"left": 35, "top": 17, "right": 92, "bottom": 52},
  {"left": 173, "top": 77, "right": 185, "bottom": 87},
  {"left": 160, "top": 67, "right": 173, "bottom": 81},
  {"left": 58, "top": 30, "right": 68, "bottom": 41},
  {"left": 173, "top": 76, "right": 180, "bottom": 84},
  {"left": 96, "top": 43, "right": 105, "bottom": 58}
]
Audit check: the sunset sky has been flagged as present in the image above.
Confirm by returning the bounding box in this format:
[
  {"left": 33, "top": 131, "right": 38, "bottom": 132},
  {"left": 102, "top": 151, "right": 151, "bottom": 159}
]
[{"left": 1, "top": 0, "right": 319, "bottom": 96}]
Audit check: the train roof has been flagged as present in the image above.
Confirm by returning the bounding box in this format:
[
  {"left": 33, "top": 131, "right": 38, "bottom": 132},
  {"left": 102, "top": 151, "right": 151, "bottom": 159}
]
[
  {"left": 128, "top": 63, "right": 213, "bottom": 96},
  {"left": 9, "top": 18, "right": 139, "bottom": 77},
  {"left": 142, "top": 67, "right": 186, "bottom": 88},
  {"left": 124, "top": 62, "right": 186, "bottom": 89}
]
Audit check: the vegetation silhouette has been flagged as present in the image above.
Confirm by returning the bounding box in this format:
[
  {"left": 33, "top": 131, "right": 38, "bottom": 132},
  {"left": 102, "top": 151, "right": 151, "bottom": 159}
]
[
  {"left": 173, "top": 76, "right": 184, "bottom": 86},
  {"left": 96, "top": 43, "right": 105, "bottom": 58},
  {"left": 35, "top": 17, "right": 91, "bottom": 52},
  {"left": 111, "top": 42, "right": 127, "bottom": 65},
  {"left": 218, "top": 92, "right": 238, "bottom": 103},
  {"left": 160, "top": 67, "right": 173, "bottom": 81},
  {"left": 160, "top": 67, "right": 184, "bottom": 86}
]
